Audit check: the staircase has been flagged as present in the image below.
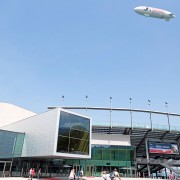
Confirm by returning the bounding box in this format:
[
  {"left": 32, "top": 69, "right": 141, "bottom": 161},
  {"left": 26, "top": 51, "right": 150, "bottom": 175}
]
[{"left": 160, "top": 162, "right": 180, "bottom": 174}]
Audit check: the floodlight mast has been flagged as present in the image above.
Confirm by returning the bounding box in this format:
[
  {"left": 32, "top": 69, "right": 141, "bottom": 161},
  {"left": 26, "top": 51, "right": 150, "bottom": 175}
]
[
  {"left": 130, "top": 98, "right": 133, "bottom": 129},
  {"left": 110, "top": 96, "right": 112, "bottom": 128},
  {"left": 148, "top": 100, "right": 152, "bottom": 130},
  {"left": 85, "top": 95, "right": 88, "bottom": 111},
  {"left": 165, "top": 102, "right": 170, "bottom": 131}
]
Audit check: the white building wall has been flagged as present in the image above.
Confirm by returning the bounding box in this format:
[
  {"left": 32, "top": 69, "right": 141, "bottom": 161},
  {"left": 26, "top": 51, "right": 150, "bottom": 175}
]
[
  {"left": 0, "top": 103, "right": 36, "bottom": 127},
  {"left": 92, "top": 133, "right": 131, "bottom": 146},
  {"left": 1, "top": 108, "right": 59, "bottom": 158}
]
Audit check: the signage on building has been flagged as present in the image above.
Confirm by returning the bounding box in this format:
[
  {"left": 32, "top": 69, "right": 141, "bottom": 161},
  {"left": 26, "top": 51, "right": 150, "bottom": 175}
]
[{"left": 148, "top": 142, "right": 179, "bottom": 154}]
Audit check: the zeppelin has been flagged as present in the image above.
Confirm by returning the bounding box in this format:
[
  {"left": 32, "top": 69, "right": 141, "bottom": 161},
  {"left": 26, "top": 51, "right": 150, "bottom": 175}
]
[{"left": 134, "top": 6, "right": 175, "bottom": 21}]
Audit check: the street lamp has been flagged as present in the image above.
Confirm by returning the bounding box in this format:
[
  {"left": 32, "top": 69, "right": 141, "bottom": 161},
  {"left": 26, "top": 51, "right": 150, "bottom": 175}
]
[
  {"left": 61, "top": 95, "right": 64, "bottom": 106},
  {"left": 130, "top": 98, "right": 133, "bottom": 128},
  {"left": 110, "top": 96, "right": 112, "bottom": 128},
  {"left": 148, "top": 100, "right": 152, "bottom": 130},
  {"left": 165, "top": 102, "right": 170, "bottom": 131},
  {"left": 85, "top": 95, "right": 88, "bottom": 111}
]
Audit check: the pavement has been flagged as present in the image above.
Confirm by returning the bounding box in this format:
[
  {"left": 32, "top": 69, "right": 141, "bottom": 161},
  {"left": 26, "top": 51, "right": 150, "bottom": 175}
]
[
  {"left": 0, "top": 178, "right": 76, "bottom": 180},
  {"left": 0, "top": 177, "right": 153, "bottom": 180}
]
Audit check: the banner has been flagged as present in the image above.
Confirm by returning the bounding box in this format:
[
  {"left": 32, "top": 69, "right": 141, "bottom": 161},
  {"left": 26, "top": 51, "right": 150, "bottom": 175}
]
[{"left": 149, "top": 143, "right": 179, "bottom": 154}]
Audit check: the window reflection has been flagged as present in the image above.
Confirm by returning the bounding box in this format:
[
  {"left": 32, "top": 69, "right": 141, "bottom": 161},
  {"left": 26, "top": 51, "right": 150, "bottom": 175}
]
[
  {"left": 0, "top": 130, "right": 24, "bottom": 158},
  {"left": 57, "top": 136, "right": 69, "bottom": 152},
  {"left": 57, "top": 111, "right": 90, "bottom": 155},
  {"left": 91, "top": 145, "right": 135, "bottom": 162}
]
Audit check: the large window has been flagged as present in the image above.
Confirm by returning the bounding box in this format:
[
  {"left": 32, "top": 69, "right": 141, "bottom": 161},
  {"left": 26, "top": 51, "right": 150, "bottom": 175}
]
[
  {"left": 0, "top": 130, "right": 25, "bottom": 158},
  {"left": 57, "top": 111, "right": 90, "bottom": 155},
  {"left": 91, "top": 145, "right": 135, "bottom": 162}
]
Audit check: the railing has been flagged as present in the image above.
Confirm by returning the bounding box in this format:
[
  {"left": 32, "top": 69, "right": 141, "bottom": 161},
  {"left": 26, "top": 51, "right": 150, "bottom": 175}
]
[
  {"left": 92, "top": 120, "right": 180, "bottom": 131},
  {"left": 49, "top": 106, "right": 180, "bottom": 132},
  {"left": 160, "top": 163, "right": 180, "bottom": 174},
  {"left": 137, "top": 158, "right": 180, "bottom": 166}
]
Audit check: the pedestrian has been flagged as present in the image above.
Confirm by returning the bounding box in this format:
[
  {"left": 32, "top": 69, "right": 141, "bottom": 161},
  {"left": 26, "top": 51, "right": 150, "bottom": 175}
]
[
  {"left": 113, "top": 169, "right": 121, "bottom": 180},
  {"left": 37, "top": 168, "right": 41, "bottom": 179},
  {"left": 80, "top": 169, "right": 83, "bottom": 180},
  {"left": 29, "top": 168, "right": 32, "bottom": 180},
  {"left": 77, "top": 171, "right": 80, "bottom": 180},
  {"left": 69, "top": 169, "right": 75, "bottom": 180},
  {"left": 106, "top": 171, "right": 111, "bottom": 180},
  {"left": 169, "top": 171, "right": 175, "bottom": 180},
  {"left": 101, "top": 171, "right": 107, "bottom": 180},
  {"left": 74, "top": 170, "right": 76, "bottom": 180},
  {"left": 31, "top": 168, "right": 35, "bottom": 180}
]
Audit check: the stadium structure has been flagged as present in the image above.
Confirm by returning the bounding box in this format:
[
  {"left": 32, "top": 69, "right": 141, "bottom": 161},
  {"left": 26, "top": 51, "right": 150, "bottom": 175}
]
[{"left": 0, "top": 102, "right": 180, "bottom": 178}]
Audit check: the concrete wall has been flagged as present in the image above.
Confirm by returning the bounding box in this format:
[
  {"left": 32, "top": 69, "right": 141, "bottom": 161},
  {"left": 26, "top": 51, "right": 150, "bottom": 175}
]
[{"left": 92, "top": 133, "right": 131, "bottom": 146}]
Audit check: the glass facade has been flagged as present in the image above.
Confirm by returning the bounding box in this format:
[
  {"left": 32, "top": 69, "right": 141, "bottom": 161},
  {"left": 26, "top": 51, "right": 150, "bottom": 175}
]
[
  {"left": 66, "top": 145, "right": 136, "bottom": 177},
  {"left": 0, "top": 130, "right": 25, "bottom": 158},
  {"left": 13, "top": 133, "right": 25, "bottom": 157},
  {"left": 91, "top": 145, "right": 135, "bottom": 164},
  {"left": 56, "top": 111, "right": 90, "bottom": 155}
]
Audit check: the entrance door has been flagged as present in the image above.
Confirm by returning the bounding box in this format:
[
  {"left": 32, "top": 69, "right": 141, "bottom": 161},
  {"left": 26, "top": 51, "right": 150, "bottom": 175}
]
[
  {"left": 86, "top": 166, "right": 94, "bottom": 176},
  {"left": 4, "top": 162, "right": 12, "bottom": 177},
  {"left": 0, "top": 161, "right": 12, "bottom": 177},
  {"left": 73, "top": 165, "right": 80, "bottom": 174}
]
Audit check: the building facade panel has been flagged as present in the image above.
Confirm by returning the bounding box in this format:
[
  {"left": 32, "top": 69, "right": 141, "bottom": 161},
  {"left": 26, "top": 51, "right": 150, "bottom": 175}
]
[
  {"left": 92, "top": 133, "right": 130, "bottom": 146},
  {"left": 1, "top": 108, "right": 59, "bottom": 157},
  {"left": 1, "top": 108, "right": 92, "bottom": 159}
]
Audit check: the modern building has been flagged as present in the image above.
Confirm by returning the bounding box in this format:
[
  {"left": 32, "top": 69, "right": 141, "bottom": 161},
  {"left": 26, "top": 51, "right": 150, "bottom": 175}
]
[{"left": 0, "top": 103, "right": 180, "bottom": 178}]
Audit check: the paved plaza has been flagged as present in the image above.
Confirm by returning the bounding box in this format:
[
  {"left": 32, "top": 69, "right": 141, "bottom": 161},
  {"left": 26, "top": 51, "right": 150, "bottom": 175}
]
[{"left": 0, "top": 177, "right": 153, "bottom": 180}]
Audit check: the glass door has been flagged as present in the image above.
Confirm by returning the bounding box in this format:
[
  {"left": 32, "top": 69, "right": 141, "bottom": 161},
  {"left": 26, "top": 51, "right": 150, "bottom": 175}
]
[
  {"left": 86, "top": 166, "right": 94, "bottom": 176},
  {"left": 73, "top": 165, "right": 80, "bottom": 175}
]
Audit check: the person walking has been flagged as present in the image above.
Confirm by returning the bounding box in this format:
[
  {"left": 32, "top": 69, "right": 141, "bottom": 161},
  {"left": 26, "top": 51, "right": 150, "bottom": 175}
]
[
  {"left": 169, "top": 171, "right": 175, "bottom": 180},
  {"left": 29, "top": 168, "right": 32, "bottom": 180},
  {"left": 113, "top": 169, "right": 121, "bottom": 180},
  {"left": 101, "top": 171, "right": 107, "bottom": 180},
  {"left": 37, "top": 168, "right": 41, "bottom": 179},
  {"left": 69, "top": 169, "right": 75, "bottom": 180},
  {"left": 31, "top": 168, "right": 35, "bottom": 180},
  {"left": 80, "top": 169, "right": 83, "bottom": 180},
  {"left": 77, "top": 170, "right": 80, "bottom": 180},
  {"left": 106, "top": 171, "right": 111, "bottom": 180}
]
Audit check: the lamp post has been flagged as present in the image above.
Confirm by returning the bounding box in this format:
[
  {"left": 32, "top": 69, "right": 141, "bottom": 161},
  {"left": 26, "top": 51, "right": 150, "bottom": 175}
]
[
  {"left": 61, "top": 95, "right": 64, "bottom": 106},
  {"left": 85, "top": 95, "right": 88, "bottom": 111},
  {"left": 165, "top": 102, "right": 170, "bottom": 131},
  {"left": 110, "top": 96, "right": 112, "bottom": 128},
  {"left": 147, "top": 100, "right": 152, "bottom": 177},
  {"left": 130, "top": 98, "right": 133, "bottom": 128},
  {"left": 148, "top": 100, "right": 152, "bottom": 130}
]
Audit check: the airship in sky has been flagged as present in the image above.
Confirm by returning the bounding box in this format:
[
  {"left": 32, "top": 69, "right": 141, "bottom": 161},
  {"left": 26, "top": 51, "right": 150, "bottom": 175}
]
[{"left": 134, "top": 6, "right": 175, "bottom": 21}]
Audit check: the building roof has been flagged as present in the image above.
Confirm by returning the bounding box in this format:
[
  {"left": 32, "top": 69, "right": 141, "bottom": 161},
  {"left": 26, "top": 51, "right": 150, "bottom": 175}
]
[
  {"left": 0, "top": 102, "right": 36, "bottom": 127},
  {"left": 60, "top": 106, "right": 180, "bottom": 159},
  {"left": 92, "top": 125, "right": 180, "bottom": 159}
]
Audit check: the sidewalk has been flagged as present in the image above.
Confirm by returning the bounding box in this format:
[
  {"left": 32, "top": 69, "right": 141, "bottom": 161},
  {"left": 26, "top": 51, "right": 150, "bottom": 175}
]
[{"left": 0, "top": 177, "right": 153, "bottom": 180}]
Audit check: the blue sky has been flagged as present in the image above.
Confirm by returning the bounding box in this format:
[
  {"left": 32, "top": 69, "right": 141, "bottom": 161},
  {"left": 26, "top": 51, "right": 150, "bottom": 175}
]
[{"left": 0, "top": 0, "right": 180, "bottom": 125}]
